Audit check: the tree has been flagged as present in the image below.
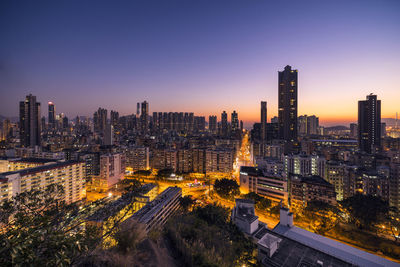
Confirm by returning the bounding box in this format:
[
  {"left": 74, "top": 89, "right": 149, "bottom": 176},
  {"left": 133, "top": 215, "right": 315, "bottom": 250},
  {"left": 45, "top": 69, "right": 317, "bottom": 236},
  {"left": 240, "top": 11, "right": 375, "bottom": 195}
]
[
  {"left": 214, "top": 178, "right": 240, "bottom": 200},
  {"left": 387, "top": 207, "right": 400, "bottom": 244},
  {"left": 133, "top": 170, "right": 151, "bottom": 177},
  {"left": 341, "top": 194, "right": 389, "bottom": 230},
  {"left": 0, "top": 184, "right": 101, "bottom": 266},
  {"left": 180, "top": 195, "right": 195, "bottom": 211},
  {"left": 304, "top": 200, "right": 339, "bottom": 235},
  {"left": 165, "top": 204, "right": 257, "bottom": 267},
  {"left": 156, "top": 168, "right": 174, "bottom": 179},
  {"left": 242, "top": 192, "right": 271, "bottom": 211},
  {"left": 0, "top": 181, "right": 144, "bottom": 266},
  {"left": 193, "top": 204, "right": 230, "bottom": 226}
]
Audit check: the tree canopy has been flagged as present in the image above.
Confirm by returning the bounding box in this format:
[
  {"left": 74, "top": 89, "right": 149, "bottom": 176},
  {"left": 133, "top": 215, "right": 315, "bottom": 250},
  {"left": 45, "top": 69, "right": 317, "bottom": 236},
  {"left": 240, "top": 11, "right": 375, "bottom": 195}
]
[
  {"left": 214, "top": 178, "right": 240, "bottom": 200},
  {"left": 165, "top": 204, "right": 256, "bottom": 266},
  {"left": 341, "top": 194, "right": 389, "bottom": 230},
  {"left": 0, "top": 184, "right": 101, "bottom": 266},
  {"left": 242, "top": 192, "right": 271, "bottom": 211}
]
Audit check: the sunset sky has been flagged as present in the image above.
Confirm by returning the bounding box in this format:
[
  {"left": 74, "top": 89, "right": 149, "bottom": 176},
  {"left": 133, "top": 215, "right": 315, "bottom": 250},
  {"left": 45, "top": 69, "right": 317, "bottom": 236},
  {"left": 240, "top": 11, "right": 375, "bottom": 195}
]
[{"left": 1, "top": 0, "right": 399, "bottom": 127}]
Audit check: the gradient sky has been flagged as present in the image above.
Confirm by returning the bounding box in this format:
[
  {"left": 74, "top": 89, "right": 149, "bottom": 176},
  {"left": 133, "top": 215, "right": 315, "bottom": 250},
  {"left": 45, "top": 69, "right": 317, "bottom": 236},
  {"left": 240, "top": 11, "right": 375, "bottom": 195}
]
[{"left": 1, "top": 0, "right": 399, "bottom": 126}]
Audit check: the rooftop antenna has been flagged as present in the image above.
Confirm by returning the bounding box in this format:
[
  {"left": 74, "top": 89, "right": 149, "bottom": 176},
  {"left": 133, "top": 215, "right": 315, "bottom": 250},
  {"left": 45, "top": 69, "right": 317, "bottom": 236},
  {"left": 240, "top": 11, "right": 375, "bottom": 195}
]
[{"left": 396, "top": 112, "right": 398, "bottom": 129}]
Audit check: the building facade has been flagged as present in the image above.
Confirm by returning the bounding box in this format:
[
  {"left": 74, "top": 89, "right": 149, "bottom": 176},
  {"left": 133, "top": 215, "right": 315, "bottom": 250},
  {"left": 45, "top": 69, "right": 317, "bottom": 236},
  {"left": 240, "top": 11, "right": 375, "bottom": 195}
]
[{"left": 278, "top": 65, "right": 298, "bottom": 143}]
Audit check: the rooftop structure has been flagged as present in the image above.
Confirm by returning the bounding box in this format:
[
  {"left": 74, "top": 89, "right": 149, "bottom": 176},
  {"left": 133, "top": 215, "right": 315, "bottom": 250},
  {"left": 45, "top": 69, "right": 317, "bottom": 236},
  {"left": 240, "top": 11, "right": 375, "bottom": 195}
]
[
  {"left": 88, "top": 183, "right": 158, "bottom": 222},
  {"left": 270, "top": 208, "right": 398, "bottom": 267},
  {"left": 129, "top": 186, "right": 182, "bottom": 232},
  {"left": 231, "top": 198, "right": 259, "bottom": 235}
]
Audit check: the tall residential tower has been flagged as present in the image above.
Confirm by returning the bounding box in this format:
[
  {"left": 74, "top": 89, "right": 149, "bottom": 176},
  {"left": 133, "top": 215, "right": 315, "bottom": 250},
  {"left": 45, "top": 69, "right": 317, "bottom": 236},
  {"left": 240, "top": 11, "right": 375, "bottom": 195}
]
[
  {"left": 278, "top": 65, "right": 298, "bottom": 143},
  {"left": 261, "top": 101, "right": 267, "bottom": 142},
  {"left": 19, "top": 94, "right": 41, "bottom": 147},
  {"left": 358, "top": 94, "right": 381, "bottom": 153}
]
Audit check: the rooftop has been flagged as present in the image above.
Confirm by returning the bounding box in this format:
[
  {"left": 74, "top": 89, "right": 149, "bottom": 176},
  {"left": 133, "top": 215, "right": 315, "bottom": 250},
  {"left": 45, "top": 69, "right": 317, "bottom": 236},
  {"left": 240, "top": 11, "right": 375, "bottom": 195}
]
[
  {"left": 261, "top": 229, "right": 352, "bottom": 267},
  {"left": 292, "top": 175, "right": 334, "bottom": 187},
  {"left": 0, "top": 161, "right": 82, "bottom": 177},
  {"left": 235, "top": 198, "right": 255, "bottom": 204},
  {"left": 272, "top": 224, "right": 399, "bottom": 267},
  {"left": 131, "top": 186, "right": 182, "bottom": 224},
  {"left": 87, "top": 184, "right": 156, "bottom": 222}
]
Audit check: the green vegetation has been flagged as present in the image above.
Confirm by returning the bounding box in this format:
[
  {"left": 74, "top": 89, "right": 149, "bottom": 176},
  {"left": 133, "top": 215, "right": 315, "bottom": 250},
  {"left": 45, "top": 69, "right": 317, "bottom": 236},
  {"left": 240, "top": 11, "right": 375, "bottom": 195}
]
[
  {"left": 165, "top": 204, "right": 257, "bottom": 267},
  {"left": 133, "top": 169, "right": 151, "bottom": 176},
  {"left": 214, "top": 178, "right": 240, "bottom": 200},
  {"left": 156, "top": 168, "right": 174, "bottom": 179},
  {"left": 340, "top": 194, "right": 389, "bottom": 230},
  {"left": 242, "top": 192, "right": 272, "bottom": 211},
  {"left": 0, "top": 182, "right": 146, "bottom": 266},
  {"left": 303, "top": 200, "right": 340, "bottom": 235},
  {"left": 0, "top": 184, "right": 101, "bottom": 266},
  {"left": 179, "top": 195, "right": 195, "bottom": 211}
]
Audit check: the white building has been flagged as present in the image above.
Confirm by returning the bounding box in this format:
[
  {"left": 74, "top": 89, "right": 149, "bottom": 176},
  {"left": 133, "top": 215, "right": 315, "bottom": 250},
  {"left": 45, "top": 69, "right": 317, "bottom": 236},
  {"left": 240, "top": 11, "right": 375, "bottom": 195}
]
[{"left": 0, "top": 160, "right": 85, "bottom": 204}]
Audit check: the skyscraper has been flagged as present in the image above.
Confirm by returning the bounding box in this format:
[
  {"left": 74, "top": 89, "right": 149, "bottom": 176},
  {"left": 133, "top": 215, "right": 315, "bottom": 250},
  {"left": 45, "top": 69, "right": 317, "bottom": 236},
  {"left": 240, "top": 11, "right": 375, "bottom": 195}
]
[
  {"left": 278, "top": 65, "right": 298, "bottom": 143},
  {"left": 261, "top": 101, "right": 267, "bottom": 141},
  {"left": 93, "top": 108, "right": 107, "bottom": 133},
  {"left": 136, "top": 103, "right": 140, "bottom": 116},
  {"left": 350, "top": 123, "right": 358, "bottom": 139},
  {"left": 141, "top": 101, "right": 149, "bottom": 133},
  {"left": 48, "top": 101, "right": 55, "bottom": 129},
  {"left": 231, "top": 110, "right": 239, "bottom": 132},
  {"left": 19, "top": 94, "right": 41, "bottom": 147},
  {"left": 209, "top": 115, "right": 217, "bottom": 134},
  {"left": 358, "top": 94, "right": 381, "bottom": 153},
  {"left": 298, "top": 115, "right": 319, "bottom": 136},
  {"left": 221, "top": 111, "right": 228, "bottom": 136}
]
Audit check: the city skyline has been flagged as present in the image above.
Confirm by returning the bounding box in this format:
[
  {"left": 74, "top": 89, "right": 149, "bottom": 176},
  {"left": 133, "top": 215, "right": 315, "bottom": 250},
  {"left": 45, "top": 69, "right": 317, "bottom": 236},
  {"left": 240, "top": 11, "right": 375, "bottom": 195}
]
[{"left": 1, "top": 1, "right": 399, "bottom": 126}]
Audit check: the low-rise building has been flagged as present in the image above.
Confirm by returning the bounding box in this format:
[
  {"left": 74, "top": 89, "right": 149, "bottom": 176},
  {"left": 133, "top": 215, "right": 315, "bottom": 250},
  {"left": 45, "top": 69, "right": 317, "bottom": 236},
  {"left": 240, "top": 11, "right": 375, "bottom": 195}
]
[
  {"left": 129, "top": 186, "right": 182, "bottom": 232},
  {"left": 231, "top": 199, "right": 259, "bottom": 235},
  {"left": 263, "top": 208, "right": 399, "bottom": 266},
  {"left": 240, "top": 166, "right": 288, "bottom": 204},
  {"left": 87, "top": 183, "right": 158, "bottom": 246},
  {"left": 289, "top": 175, "right": 336, "bottom": 209}
]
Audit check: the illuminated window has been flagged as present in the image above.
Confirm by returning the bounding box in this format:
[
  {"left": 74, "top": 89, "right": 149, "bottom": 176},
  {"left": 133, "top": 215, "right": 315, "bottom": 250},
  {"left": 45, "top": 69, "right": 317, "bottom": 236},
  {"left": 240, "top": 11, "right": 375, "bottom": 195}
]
[{"left": 291, "top": 81, "right": 295, "bottom": 86}]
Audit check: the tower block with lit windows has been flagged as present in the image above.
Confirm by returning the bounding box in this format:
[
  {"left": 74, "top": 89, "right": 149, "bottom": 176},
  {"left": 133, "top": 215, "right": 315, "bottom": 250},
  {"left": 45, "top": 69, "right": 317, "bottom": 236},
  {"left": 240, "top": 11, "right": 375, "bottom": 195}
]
[
  {"left": 358, "top": 94, "right": 381, "bottom": 153},
  {"left": 278, "top": 65, "right": 298, "bottom": 151}
]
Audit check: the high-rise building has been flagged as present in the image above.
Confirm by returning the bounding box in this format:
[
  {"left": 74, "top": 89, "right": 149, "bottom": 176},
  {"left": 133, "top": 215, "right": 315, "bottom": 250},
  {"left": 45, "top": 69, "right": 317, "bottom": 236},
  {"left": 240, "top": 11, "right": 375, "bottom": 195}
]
[
  {"left": 48, "top": 101, "right": 55, "bottom": 129},
  {"left": 261, "top": 101, "right": 267, "bottom": 141},
  {"left": 110, "top": 110, "right": 119, "bottom": 127},
  {"left": 381, "top": 122, "right": 386, "bottom": 138},
  {"left": 100, "top": 153, "right": 126, "bottom": 188},
  {"left": 358, "top": 94, "right": 381, "bottom": 153},
  {"left": 350, "top": 123, "right": 358, "bottom": 139},
  {"left": 104, "top": 123, "right": 113, "bottom": 146},
  {"left": 231, "top": 110, "right": 239, "bottom": 132},
  {"left": 140, "top": 101, "right": 149, "bottom": 133},
  {"left": 278, "top": 65, "right": 298, "bottom": 142},
  {"left": 93, "top": 108, "right": 107, "bottom": 133},
  {"left": 298, "top": 115, "right": 319, "bottom": 136},
  {"left": 0, "top": 160, "right": 85, "bottom": 204},
  {"left": 19, "top": 94, "right": 41, "bottom": 147},
  {"left": 209, "top": 115, "right": 217, "bottom": 134},
  {"left": 62, "top": 116, "right": 69, "bottom": 129},
  {"left": 137, "top": 102, "right": 140, "bottom": 116},
  {"left": 221, "top": 111, "right": 228, "bottom": 136},
  {"left": 194, "top": 116, "right": 206, "bottom": 132},
  {"left": 125, "top": 147, "right": 150, "bottom": 171}
]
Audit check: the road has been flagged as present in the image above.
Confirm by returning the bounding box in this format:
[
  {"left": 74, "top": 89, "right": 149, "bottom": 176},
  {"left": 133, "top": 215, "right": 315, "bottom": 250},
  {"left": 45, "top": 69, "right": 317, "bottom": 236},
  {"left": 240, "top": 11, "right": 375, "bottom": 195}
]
[{"left": 233, "top": 131, "right": 254, "bottom": 180}]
